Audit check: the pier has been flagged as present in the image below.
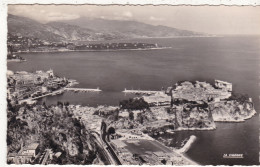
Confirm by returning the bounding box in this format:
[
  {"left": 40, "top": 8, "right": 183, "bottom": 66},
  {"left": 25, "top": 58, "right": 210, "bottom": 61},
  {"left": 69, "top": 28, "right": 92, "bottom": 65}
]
[
  {"left": 64, "top": 87, "right": 102, "bottom": 92},
  {"left": 122, "top": 88, "right": 161, "bottom": 94},
  {"left": 19, "top": 87, "right": 101, "bottom": 104},
  {"left": 19, "top": 89, "right": 64, "bottom": 104}
]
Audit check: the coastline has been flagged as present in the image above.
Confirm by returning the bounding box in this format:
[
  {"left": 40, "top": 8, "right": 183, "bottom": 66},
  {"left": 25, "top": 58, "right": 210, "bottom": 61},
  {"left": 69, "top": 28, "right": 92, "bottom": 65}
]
[
  {"left": 132, "top": 35, "right": 220, "bottom": 39},
  {"left": 153, "top": 139, "right": 198, "bottom": 165},
  {"left": 174, "top": 126, "right": 216, "bottom": 131},
  {"left": 12, "top": 47, "right": 171, "bottom": 54},
  {"left": 18, "top": 79, "right": 78, "bottom": 104},
  {"left": 7, "top": 59, "right": 26, "bottom": 62},
  {"left": 172, "top": 148, "right": 198, "bottom": 165},
  {"left": 213, "top": 109, "right": 257, "bottom": 123},
  {"left": 19, "top": 88, "right": 65, "bottom": 104}
]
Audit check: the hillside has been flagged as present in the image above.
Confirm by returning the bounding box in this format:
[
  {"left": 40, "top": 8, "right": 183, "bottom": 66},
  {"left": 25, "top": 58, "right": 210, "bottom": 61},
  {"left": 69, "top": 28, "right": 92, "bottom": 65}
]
[
  {"left": 46, "top": 22, "right": 122, "bottom": 41},
  {"left": 8, "top": 14, "right": 119, "bottom": 42},
  {"left": 8, "top": 14, "right": 62, "bottom": 42},
  {"left": 62, "top": 17, "right": 205, "bottom": 38},
  {"left": 8, "top": 14, "right": 206, "bottom": 42}
]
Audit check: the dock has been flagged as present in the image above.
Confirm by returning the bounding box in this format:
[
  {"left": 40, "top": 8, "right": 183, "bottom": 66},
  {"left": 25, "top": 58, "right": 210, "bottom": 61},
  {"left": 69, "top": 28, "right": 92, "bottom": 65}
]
[
  {"left": 64, "top": 87, "right": 102, "bottom": 92},
  {"left": 122, "top": 88, "right": 161, "bottom": 94},
  {"left": 19, "top": 87, "right": 101, "bottom": 104},
  {"left": 19, "top": 89, "right": 64, "bottom": 104}
]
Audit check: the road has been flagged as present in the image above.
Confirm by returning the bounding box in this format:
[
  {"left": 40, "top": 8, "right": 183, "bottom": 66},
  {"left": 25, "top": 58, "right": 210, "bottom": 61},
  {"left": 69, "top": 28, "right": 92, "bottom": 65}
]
[
  {"left": 100, "top": 130, "right": 122, "bottom": 165},
  {"left": 89, "top": 132, "right": 111, "bottom": 165}
]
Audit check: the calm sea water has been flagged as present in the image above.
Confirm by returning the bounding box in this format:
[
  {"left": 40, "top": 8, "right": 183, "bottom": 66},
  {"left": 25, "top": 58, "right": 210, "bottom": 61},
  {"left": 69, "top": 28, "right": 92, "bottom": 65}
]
[{"left": 8, "top": 36, "right": 260, "bottom": 165}]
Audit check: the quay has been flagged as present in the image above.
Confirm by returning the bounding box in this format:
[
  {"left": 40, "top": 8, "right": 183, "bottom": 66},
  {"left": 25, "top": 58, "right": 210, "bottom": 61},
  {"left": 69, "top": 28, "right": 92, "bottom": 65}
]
[
  {"left": 64, "top": 87, "right": 102, "bottom": 92},
  {"left": 19, "top": 87, "right": 101, "bottom": 104},
  {"left": 122, "top": 88, "right": 161, "bottom": 94},
  {"left": 19, "top": 89, "right": 64, "bottom": 104}
]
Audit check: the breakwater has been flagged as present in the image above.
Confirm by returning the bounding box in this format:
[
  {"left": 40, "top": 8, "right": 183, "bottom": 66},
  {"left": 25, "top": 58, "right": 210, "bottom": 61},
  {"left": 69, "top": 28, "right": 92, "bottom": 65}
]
[
  {"left": 64, "top": 87, "right": 102, "bottom": 92},
  {"left": 122, "top": 88, "right": 161, "bottom": 95}
]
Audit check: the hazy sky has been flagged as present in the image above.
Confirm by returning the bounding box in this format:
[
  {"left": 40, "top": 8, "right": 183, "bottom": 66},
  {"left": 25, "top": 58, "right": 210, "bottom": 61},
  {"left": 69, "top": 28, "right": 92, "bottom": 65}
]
[{"left": 8, "top": 5, "right": 260, "bottom": 35}]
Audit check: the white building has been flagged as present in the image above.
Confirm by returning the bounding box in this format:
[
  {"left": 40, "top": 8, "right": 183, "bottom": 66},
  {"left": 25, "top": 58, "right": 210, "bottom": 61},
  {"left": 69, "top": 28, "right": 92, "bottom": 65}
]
[
  {"left": 9, "top": 143, "right": 39, "bottom": 164},
  {"left": 22, "top": 143, "right": 39, "bottom": 157},
  {"left": 47, "top": 69, "right": 54, "bottom": 77},
  {"left": 215, "top": 80, "right": 232, "bottom": 92},
  {"left": 153, "top": 151, "right": 167, "bottom": 161}
]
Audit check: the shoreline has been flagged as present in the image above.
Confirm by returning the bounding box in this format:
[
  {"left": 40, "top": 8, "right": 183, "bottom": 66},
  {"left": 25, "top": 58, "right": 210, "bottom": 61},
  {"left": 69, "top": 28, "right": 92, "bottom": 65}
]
[
  {"left": 174, "top": 126, "right": 216, "bottom": 131},
  {"left": 19, "top": 88, "right": 65, "bottom": 104},
  {"left": 13, "top": 47, "right": 171, "bottom": 54},
  {"left": 19, "top": 79, "right": 78, "bottom": 103},
  {"left": 76, "top": 35, "right": 221, "bottom": 42},
  {"left": 153, "top": 139, "right": 198, "bottom": 165},
  {"left": 213, "top": 109, "right": 257, "bottom": 123},
  {"left": 7, "top": 59, "right": 26, "bottom": 62}
]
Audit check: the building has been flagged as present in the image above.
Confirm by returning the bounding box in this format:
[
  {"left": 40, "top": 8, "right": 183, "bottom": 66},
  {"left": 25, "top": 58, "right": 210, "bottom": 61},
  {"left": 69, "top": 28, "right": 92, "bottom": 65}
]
[
  {"left": 165, "top": 87, "right": 173, "bottom": 95},
  {"left": 119, "top": 111, "right": 129, "bottom": 118},
  {"left": 215, "top": 80, "right": 232, "bottom": 92},
  {"left": 47, "top": 69, "right": 54, "bottom": 77},
  {"left": 21, "top": 143, "right": 39, "bottom": 157},
  {"left": 153, "top": 151, "right": 167, "bottom": 161},
  {"left": 8, "top": 143, "right": 39, "bottom": 164},
  {"left": 7, "top": 153, "right": 17, "bottom": 163},
  {"left": 111, "top": 139, "right": 127, "bottom": 151}
]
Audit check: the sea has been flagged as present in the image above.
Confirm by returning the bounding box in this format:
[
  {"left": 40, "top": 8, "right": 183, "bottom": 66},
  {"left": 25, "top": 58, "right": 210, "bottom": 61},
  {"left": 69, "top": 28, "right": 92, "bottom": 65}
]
[{"left": 8, "top": 36, "right": 260, "bottom": 165}]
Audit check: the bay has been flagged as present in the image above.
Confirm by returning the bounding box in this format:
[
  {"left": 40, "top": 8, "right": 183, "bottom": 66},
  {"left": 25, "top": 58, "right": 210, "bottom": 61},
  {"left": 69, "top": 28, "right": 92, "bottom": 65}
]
[{"left": 8, "top": 36, "right": 260, "bottom": 165}]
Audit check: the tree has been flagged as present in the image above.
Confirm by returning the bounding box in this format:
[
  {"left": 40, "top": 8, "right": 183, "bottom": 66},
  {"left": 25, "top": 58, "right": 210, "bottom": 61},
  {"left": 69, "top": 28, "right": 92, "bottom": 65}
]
[
  {"left": 119, "top": 98, "right": 149, "bottom": 110},
  {"left": 113, "top": 109, "right": 119, "bottom": 121},
  {"left": 107, "top": 127, "right": 115, "bottom": 135},
  {"left": 161, "top": 159, "right": 167, "bottom": 165},
  {"left": 137, "top": 113, "right": 144, "bottom": 124},
  {"left": 129, "top": 111, "right": 134, "bottom": 120},
  {"left": 57, "top": 101, "right": 63, "bottom": 108},
  {"left": 64, "top": 101, "right": 70, "bottom": 106},
  {"left": 139, "top": 115, "right": 144, "bottom": 124}
]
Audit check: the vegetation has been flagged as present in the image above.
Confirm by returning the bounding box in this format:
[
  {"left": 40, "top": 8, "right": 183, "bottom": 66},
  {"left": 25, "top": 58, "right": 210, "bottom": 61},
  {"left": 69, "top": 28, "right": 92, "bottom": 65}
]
[
  {"left": 228, "top": 92, "right": 250, "bottom": 104},
  {"left": 119, "top": 98, "right": 149, "bottom": 110},
  {"left": 172, "top": 98, "right": 196, "bottom": 106},
  {"left": 129, "top": 111, "right": 134, "bottom": 120},
  {"left": 136, "top": 113, "right": 144, "bottom": 124},
  {"left": 7, "top": 101, "right": 98, "bottom": 165}
]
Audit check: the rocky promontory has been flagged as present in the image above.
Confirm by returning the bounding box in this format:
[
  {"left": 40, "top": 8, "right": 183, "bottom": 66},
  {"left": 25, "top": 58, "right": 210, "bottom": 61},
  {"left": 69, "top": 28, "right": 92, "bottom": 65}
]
[
  {"left": 169, "top": 80, "right": 256, "bottom": 124},
  {"left": 210, "top": 99, "right": 256, "bottom": 122}
]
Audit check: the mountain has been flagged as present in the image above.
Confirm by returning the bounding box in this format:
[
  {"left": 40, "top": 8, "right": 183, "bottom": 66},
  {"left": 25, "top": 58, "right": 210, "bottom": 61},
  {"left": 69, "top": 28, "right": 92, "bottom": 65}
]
[
  {"left": 62, "top": 17, "right": 205, "bottom": 38},
  {"left": 8, "top": 14, "right": 120, "bottom": 42},
  {"left": 8, "top": 14, "right": 205, "bottom": 42},
  {"left": 45, "top": 22, "right": 122, "bottom": 41},
  {"left": 8, "top": 14, "right": 62, "bottom": 42}
]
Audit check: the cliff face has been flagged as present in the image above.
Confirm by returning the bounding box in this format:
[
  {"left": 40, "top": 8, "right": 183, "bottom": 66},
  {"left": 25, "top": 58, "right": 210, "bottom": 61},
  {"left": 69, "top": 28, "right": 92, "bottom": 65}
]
[
  {"left": 7, "top": 103, "right": 97, "bottom": 165},
  {"left": 174, "top": 102, "right": 216, "bottom": 130},
  {"left": 170, "top": 81, "right": 256, "bottom": 125},
  {"left": 209, "top": 100, "right": 256, "bottom": 122}
]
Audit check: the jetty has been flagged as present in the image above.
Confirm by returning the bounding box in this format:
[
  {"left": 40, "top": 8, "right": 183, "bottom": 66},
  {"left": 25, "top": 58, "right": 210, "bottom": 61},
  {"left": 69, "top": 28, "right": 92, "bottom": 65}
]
[
  {"left": 64, "top": 87, "right": 102, "bottom": 92},
  {"left": 122, "top": 88, "right": 161, "bottom": 95},
  {"left": 19, "top": 87, "right": 101, "bottom": 104},
  {"left": 19, "top": 89, "right": 64, "bottom": 104}
]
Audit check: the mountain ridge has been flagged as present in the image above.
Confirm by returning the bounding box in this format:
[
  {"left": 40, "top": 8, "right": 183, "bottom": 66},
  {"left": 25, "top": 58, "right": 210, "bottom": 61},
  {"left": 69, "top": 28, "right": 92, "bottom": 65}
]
[{"left": 8, "top": 14, "right": 206, "bottom": 42}]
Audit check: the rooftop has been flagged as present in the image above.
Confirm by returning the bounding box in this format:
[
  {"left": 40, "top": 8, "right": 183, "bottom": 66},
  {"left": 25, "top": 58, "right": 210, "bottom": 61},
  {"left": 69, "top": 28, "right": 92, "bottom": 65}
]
[
  {"left": 215, "top": 80, "right": 232, "bottom": 85},
  {"left": 111, "top": 139, "right": 127, "bottom": 148},
  {"left": 153, "top": 151, "right": 166, "bottom": 157},
  {"left": 24, "top": 143, "right": 39, "bottom": 150}
]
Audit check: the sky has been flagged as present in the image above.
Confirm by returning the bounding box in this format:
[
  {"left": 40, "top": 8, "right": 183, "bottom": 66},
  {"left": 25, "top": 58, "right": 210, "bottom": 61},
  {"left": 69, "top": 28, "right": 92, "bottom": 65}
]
[{"left": 8, "top": 5, "right": 260, "bottom": 35}]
